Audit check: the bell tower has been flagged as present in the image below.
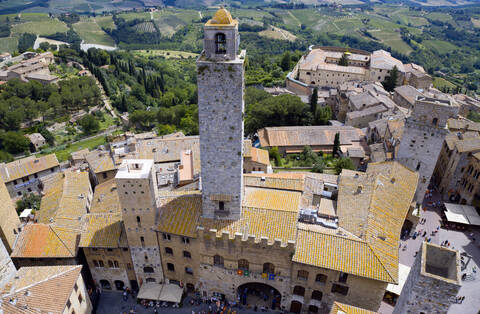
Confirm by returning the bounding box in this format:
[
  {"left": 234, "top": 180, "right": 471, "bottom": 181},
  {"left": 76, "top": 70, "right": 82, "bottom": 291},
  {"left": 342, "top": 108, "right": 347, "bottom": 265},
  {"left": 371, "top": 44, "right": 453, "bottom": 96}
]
[{"left": 197, "top": 7, "right": 245, "bottom": 220}]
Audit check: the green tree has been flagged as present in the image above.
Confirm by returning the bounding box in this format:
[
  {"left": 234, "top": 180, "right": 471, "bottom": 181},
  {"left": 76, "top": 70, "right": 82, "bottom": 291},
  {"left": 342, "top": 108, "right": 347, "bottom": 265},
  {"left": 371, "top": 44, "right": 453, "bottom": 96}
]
[
  {"left": 334, "top": 157, "right": 355, "bottom": 175},
  {"left": 157, "top": 124, "right": 176, "bottom": 136},
  {"left": 332, "top": 132, "right": 341, "bottom": 157},
  {"left": 16, "top": 193, "right": 41, "bottom": 213},
  {"left": 315, "top": 106, "right": 332, "bottom": 125},
  {"left": 382, "top": 65, "right": 399, "bottom": 92},
  {"left": 280, "top": 52, "right": 291, "bottom": 72},
  {"left": 39, "top": 42, "right": 50, "bottom": 51},
  {"left": 312, "top": 159, "right": 326, "bottom": 173},
  {"left": 338, "top": 53, "right": 349, "bottom": 66},
  {"left": 0, "top": 131, "right": 30, "bottom": 154},
  {"left": 310, "top": 88, "right": 318, "bottom": 114},
  {"left": 269, "top": 146, "right": 282, "bottom": 167},
  {"left": 78, "top": 114, "right": 100, "bottom": 135}
]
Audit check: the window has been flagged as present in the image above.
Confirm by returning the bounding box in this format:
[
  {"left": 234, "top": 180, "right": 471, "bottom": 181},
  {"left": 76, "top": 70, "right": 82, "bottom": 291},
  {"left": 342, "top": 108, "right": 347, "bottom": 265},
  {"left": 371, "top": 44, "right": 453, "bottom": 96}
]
[
  {"left": 165, "top": 247, "right": 173, "bottom": 255},
  {"left": 432, "top": 118, "right": 438, "bottom": 126},
  {"left": 144, "top": 266, "right": 154, "bottom": 273},
  {"left": 98, "top": 260, "right": 104, "bottom": 267},
  {"left": 338, "top": 272, "right": 348, "bottom": 283},
  {"left": 136, "top": 216, "right": 141, "bottom": 227},
  {"left": 185, "top": 267, "right": 193, "bottom": 275},
  {"left": 102, "top": 172, "right": 107, "bottom": 179},
  {"left": 145, "top": 254, "right": 148, "bottom": 261},
  {"left": 93, "top": 260, "right": 99, "bottom": 267},
  {"left": 34, "top": 174, "right": 38, "bottom": 179},
  {"left": 66, "top": 300, "right": 71, "bottom": 308},
  {"left": 331, "top": 284, "right": 349, "bottom": 296},
  {"left": 78, "top": 294, "right": 83, "bottom": 304},
  {"left": 219, "top": 201, "right": 225, "bottom": 211},
  {"left": 108, "top": 260, "right": 113, "bottom": 268},
  {"left": 315, "top": 274, "right": 327, "bottom": 284},
  {"left": 17, "top": 191, "right": 22, "bottom": 196},
  {"left": 114, "top": 261, "right": 119, "bottom": 268},
  {"left": 416, "top": 162, "right": 421, "bottom": 171},
  {"left": 162, "top": 233, "right": 171, "bottom": 241},
  {"left": 213, "top": 255, "right": 224, "bottom": 267},
  {"left": 140, "top": 236, "right": 145, "bottom": 247},
  {"left": 13, "top": 180, "right": 17, "bottom": 185},
  {"left": 263, "top": 262, "right": 275, "bottom": 274},
  {"left": 74, "top": 283, "right": 78, "bottom": 292},
  {"left": 182, "top": 237, "right": 190, "bottom": 244},
  {"left": 183, "top": 250, "right": 192, "bottom": 258},
  {"left": 107, "top": 248, "right": 113, "bottom": 252},
  {"left": 297, "top": 270, "right": 309, "bottom": 281},
  {"left": 27, "top": 188, "right": 32, "bottom": 192},
  {"left": 146, "top": 278, "right": 156, "bottom": 283},
  {"left": 215, "top": 33, "right": 227, "bottom": 54},
  {"left": 167, "top": 263, "right": 175, "bottom": 272},
  {"left": 293, "top": 285, "right": 305, "bottom": 297},
  {"left": 311, "top": 290, "right": 322, "bottom": 301},
  {"left": 238, "top": 259, "right": 249, "bottom": 271}
]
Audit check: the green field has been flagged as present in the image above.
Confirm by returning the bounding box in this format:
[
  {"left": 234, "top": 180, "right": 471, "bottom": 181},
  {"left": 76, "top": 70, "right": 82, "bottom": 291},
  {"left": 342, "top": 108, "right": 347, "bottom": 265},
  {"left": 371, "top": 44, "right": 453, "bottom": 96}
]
[
  {"left": 73, "top": 19, "right": 115, "bottom": 46},
  {"left": 433, "top": 77, "right": 457, "bottom": 90},
  {"left": 423, "top": 40, "right": 458, "bottom": 54},
  {"left": 426, "top": 12, "right": 453, "bottom": 22},
  {"left": 43, "top": 135, "right": 107, "bottom": 162},
  {"left": 118, "top": 12, "right": 150, "bottom": 21},
  {"left": 11, "top": 19, "right": 68, "bottom": 36},
  {"left": 0, "top": 37, "right": 18, "bottom": 53},
  {"left": 95, "top": 16, "right": 116, "bottom": 30},
  {"left": 132, "top": 49, "right": 198, "bottom": 58}
]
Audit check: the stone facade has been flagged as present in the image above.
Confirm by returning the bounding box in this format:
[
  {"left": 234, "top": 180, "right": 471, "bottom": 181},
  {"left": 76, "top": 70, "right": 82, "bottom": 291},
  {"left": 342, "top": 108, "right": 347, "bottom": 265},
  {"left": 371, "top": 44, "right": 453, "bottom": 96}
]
[
  {"left": 0, "top": 178, "right": 20, "bottom": 253},
  {"left": 396, "top": 97, "right": 459, "bottom": 203},
  {"left": 116, "top": 160, "right": 164, "bottom": 286},
  {"left": 197, "top": 19, "right": 245, "bottom": 220},
  {"left": 65, "top": 269, "right": 93, "bottom": 314},
  {"left": 393, "top": 243, "right": 461, "bottom": 314},
  {"left": 0, "top": 239, "right": 16, "bottom": 289}
]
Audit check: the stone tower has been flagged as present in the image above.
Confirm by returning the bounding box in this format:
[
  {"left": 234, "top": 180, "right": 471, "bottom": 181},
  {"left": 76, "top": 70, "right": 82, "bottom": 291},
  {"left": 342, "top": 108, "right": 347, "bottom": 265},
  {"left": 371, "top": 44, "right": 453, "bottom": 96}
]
[
  {"left": 0, "top": 177, "right": 20, "bottom": 253},
  {"left": 393, "top": 242, "right": 461, "bottom": 314},
  {"left": 397, "top": 96, "right": 458, "bottom": 204},
  {"left": 115, "top": 159, "right": 163, "bottom": 286},
  {"left": 197, "top": 7, "right": 246, "bottom": 220}
]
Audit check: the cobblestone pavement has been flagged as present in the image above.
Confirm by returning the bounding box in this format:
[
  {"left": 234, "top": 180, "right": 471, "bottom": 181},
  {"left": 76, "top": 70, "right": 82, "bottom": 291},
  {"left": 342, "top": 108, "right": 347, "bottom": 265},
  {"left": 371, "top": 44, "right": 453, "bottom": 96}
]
[
  {"left": 96, "top": 292, "right": 284, "bottom": 314},
  {"left": 379, "top": 189, "right": 480, "bottom": 314}
]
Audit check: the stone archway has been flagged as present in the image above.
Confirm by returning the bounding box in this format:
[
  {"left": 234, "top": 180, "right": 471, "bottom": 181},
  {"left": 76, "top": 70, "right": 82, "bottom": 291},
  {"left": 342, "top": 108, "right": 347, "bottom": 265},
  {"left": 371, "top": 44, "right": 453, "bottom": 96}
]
[
  {"left": 290, "top": 300, "right": 302, "bottom": 313},
  {"left": 237, "top": 282, "right": 281, "bottom": 310},
  {"left": 114, "top": 280, "right": 125, "bottom": 291}
]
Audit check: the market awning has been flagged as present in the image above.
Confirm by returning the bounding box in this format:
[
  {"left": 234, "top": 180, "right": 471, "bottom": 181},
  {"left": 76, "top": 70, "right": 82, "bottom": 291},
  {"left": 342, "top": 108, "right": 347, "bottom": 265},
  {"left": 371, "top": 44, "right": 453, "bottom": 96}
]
[
  {"left": 444, "top": 203, "right": 480, "bottom": 226},
  {"left": 386, "top": 263, "right": 411, "bottom": 296},
  {"left": 137, "top": 283, "right": 183, "bottom": 303}
]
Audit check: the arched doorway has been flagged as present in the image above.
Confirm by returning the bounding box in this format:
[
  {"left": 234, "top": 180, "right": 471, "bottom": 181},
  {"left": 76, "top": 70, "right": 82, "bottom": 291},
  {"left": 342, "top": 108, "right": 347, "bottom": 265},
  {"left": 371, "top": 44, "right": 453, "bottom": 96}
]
[
  {"left": 290, "top": 300, "right": 302, "bottom": 313},
  {"left": 308, "top": 305, "right": 319, "bottom": 313},
  {"left": 100, "top": 280, "right": 111, "bottom": 290},
  {"left": 114, "top": 280, "right": 125, "bottom": 291},
  {"left": 237, "top": 282, "right": 281, "bottom": 310},
  {"left": 186, "top": 283, "right": 195, "bottom": 293}
]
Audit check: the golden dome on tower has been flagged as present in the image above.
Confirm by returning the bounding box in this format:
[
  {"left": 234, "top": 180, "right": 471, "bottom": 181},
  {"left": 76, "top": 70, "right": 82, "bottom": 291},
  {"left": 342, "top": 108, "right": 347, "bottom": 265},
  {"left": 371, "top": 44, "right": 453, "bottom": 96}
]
[{"left": 207, "top": 6, "right": 236, "bottom": 25}]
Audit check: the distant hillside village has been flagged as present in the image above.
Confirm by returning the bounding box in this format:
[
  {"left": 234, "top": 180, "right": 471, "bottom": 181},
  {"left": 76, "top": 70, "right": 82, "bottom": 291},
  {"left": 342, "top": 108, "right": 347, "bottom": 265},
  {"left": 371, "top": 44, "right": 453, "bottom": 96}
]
[
  {"left": 0, "top": 51, "right": 58, "bottom": 85},
  {"left": 1, "top": 7, "right": 480, "bottom": 314}
]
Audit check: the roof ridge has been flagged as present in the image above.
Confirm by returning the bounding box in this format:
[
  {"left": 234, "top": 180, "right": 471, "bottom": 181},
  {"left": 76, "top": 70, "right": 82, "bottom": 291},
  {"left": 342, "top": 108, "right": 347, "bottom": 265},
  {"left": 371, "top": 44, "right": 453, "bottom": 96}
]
[
  {"left": 49, "top": 225, "right": 77, "bottom": 257},
  {"left": 367, "top": 242, "right": 396, "bottom": 283},
  {"left": 2, "top": 265, "right": 81, "bottom": 298}
]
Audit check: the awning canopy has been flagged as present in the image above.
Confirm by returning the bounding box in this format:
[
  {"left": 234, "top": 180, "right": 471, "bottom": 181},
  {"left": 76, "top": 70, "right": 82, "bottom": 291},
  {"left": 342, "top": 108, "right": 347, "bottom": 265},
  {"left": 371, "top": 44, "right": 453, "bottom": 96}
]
[
  {"left": 444, "top": 203, "right": 480, "bottom": 226},
  {"left": 137, "top": 283, "right": 183, "bottom": 303},
  {"left": 386, "top": 263, "right": 411, "bottom": 296}
]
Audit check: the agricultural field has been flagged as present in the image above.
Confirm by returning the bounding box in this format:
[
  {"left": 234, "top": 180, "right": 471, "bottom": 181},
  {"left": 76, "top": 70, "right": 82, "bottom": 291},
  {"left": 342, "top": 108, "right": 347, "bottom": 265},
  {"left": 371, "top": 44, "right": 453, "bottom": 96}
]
[
  {"left": 134, "top": 21, "right": 156, "bottom": 33},
  {"left": 152, "top": 9, "right": 201, "bottom": 37},
  {"left": 73, "top": 18, "right": 115, "bottom": 46},
  {"left": 118, "top": 11, "right": 150, "bottom": 21},
  {"left": 423, "top": 40, "right": 458, "bottom": 54},
  {"left": 433, "top": 77, "right": 457, "bottom": 90},
  {"left": 132, "top": 49, "right": 198, "bottom": 58},
  {"left": 11, "top": 18, "right": 68, "bottom": 36},
  {"left": 259, "top": 26, "right": 297, "bottom": 42},
  {"left": 0, "top": 37, "right": 19, "bottom": 53},
  {"left": 95, "top": 15, "right": 116, "bottom": 30}
]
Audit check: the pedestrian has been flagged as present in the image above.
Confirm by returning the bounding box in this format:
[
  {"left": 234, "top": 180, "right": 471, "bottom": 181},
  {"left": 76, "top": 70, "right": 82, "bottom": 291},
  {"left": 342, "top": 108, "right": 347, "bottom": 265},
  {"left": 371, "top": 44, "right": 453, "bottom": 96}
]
[
  {"left": 123, "top": 291, "right": 127, "bottom": 301},
  {"left": 423, "top": 231, "right": 427, "bottom": 237},
  {"left": 414, "top": 251, "right": 418, "bottom": 257},
  {"left": 461, "top": 296, "right": 465, "bottom": 303}
]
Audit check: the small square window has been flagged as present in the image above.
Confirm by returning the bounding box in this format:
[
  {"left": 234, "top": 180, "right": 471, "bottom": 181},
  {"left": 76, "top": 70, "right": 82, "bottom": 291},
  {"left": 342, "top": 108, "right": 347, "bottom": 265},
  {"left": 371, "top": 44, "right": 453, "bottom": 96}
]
[
  {"left": 78, "top": 294, "right": 83, "bottom": 304},
  {"left": 66, "top": 299, "right": 71, "bottom": 308},
  {"left": 74, "top": 283, "right": 78, "bottom": 291}
]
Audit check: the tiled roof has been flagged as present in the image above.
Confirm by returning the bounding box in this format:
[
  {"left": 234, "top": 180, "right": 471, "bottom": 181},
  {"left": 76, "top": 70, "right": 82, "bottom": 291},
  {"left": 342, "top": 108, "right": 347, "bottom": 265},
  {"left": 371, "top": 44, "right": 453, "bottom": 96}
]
[
  {"left": 250, "top": 147, "right": 270, "bottom": 165},
  {"left": 0, "top": 265, "right": 82, "bottom": 314},
  {"left": 0, "top": 178, "right": 20, "bottom": 250},
  {"left": 330, "top": 301, "right": 377, "bottom": 314},
  {"left": 80, "top": 213, "right": 123, "bottom": 248},
  {"left": 90, "top": 179, "right": 120, "bottom": 213},
  {"left": 370, "top": 50, "right": 405, "bottom": 72},
  {"left": 454, "top": 137, "right": 480, "bottom": 153},
  {"left": 258, "top": 125, "right": 364, "bottom": 148},
  {"left": 70, "top": 148, "right": 89, "bottom": 160},
  {"left": 156, "top": 193, "right": 202, "bottom": 238},
  {"left": 394, "top": 85, "right": 423, "bottom": 105},
  {"left": 447, "top": 118, "right": 480, "bottom": 132},
  {"left": 0, "top": 154, "right": 59, "bottom": 183},
  {"left": 243, "top": 187, "right": 301, "bottom": 212},
  {"left": 11, "top": 224, "right": 77, "bottom": 258},
  {"left": 85, "top": 150, "right": 116, "bottom": 174},
  {"left": 244, "top": 173, "right": 305, "bottom": 191}
]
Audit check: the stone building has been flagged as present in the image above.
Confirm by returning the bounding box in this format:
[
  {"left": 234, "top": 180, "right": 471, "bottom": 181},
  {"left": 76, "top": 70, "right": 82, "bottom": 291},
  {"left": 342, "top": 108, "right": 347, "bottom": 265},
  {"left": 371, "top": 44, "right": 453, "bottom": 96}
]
[
  {"left": 25, "top": 132, "right": 47, "bottom": 152},
  {"left": 393, "top": 85, "right": 424, "bottom": 111},
  {"left": 0, "top": 154, "right": 60, "bottom": 199},
  {"left": 396, "top": 96, "right": 459, "bottom": 204},
  {"left": 0, "top": 177, "right": 21, "bottom": 253},
  {"left": 86, "top": 150, "right": 117, "bottom": 186},
  {"left": 456, "top": 152, "right": 480, "bottom": 207},
  {"left": 0, "top": 265, "right": 92, "bottom": 314},
  {"left": 0, "top": 238, "right": 16, "bottom": 290},
  {"left": 197, "top": 7, "right": 245, "bottom": 220},
  {"left": 330, "top": 301, "right": 377, "bottom": 314},
  {"left": 243, "top": 140, "right": 270, "bottom": 173},
  {"left": 393, "top": 242, "right": 461, "bottom": 314}
]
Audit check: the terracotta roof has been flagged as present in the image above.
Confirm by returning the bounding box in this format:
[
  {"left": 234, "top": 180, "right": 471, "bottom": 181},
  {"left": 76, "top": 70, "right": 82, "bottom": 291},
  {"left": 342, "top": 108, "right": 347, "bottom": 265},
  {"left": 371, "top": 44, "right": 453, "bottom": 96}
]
[
  {"left": 258, "top": 126, "right": 364, "bottom": 148},
  {"left": 394, "top": 85, "right": 424, "bottom": 105},
  {"left": 447, "top": 118, "right": 480, "bottom": 132},
  {"left": 243, "top": 187, "right": 301, "bottom": 212},
  {"left": 244, "top": 172, "right": 305, "bottom": 191},
  {"left": 370, "top": 50, "right": 405, "bottom": 72},
  {"left": 156, "top": 192, "right": 202, "bottom": 238},
  {"left": 70, "top": 148, "right": 90, "bottom": 161},
  {"left": 250, "top": 147, "right": 270, "bottom": 165},
  {"left": 90, "top": 179, "right": 120, "bottom": 214},
  {"left": 11, "top": 224, "right": 78, "bottom": 258},
  {"left": 86, "top": 150, "right": 116, "bottom": 174},
  {"left": 0, "top": 265, "right": 82, "bottom": 314},
  {"left": 206, "top": 7, "right": 237, "bottom": 26},
  {"left": 79, "top": 213, "right": 123, "bottom": 248},
  {"left": 0, "top": 154, "right": 59, "bottom": 183},
  {"left": 330, "top": 301, "right": 377, "bottom": 314}
]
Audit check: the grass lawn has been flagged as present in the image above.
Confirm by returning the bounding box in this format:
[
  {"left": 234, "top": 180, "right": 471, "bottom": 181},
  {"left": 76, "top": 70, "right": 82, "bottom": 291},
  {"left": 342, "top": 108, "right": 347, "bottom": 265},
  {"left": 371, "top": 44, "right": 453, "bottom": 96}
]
[
  {"left": 423, "top": 40, "right": 458, "bottom": 54},
  {"left": 0, "top": 37, "right": 18, "bottom": 53},
  {"left": 132, "top": 49, "right": 198, "bottom": 59},
  {"left": 42, "top": 135, "right": 107, "bottom": 162},
  {"left": 11, "top": 19, "right": 68, "bottom": 36},
  {"left": 374, "top": 30, "right": 413, "bottom": 55},
  {"left": 99, "top": 112, "right": 116, "bottom": 130},
  {"left": 118, "top": 12, "right": 150, "bottom": 22},
  {"left": 73, "top": 19, "right": 115, "bottom": 46},
  {"left": 433, "top": 77, "right": 456, "bottom": 90}
]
